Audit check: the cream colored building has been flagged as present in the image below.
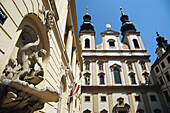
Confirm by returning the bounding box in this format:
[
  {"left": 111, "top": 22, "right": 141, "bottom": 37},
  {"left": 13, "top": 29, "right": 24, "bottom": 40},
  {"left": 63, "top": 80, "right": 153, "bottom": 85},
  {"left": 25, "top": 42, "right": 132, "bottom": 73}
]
[
  {"left": 80, "top": 8, "right": 168, "bottom": 113},
  {"left": 0, "top": 0, "right": 82, "bottom": 113},
  {"left": 152, "top": 33, "right": 170, "bottom": 112}
]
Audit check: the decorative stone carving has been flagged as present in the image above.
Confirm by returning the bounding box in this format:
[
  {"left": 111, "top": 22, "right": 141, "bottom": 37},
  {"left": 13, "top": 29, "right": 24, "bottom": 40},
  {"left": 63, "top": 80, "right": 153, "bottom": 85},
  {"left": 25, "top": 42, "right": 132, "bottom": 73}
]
[
  {"left": 84, "top": 72, "right": 91, "bottom": 85},
  {"left": 0, "top": 34, "right": 59, "bottom": 113},
  {"left": 112, "top": 97, "right": 130, "bottom": 113},
  {"left": 40, "top": 6, "right": 54, "bottom": 31},
  {"left": 142, "top": 72, "right": 150, "bottom": 84}
]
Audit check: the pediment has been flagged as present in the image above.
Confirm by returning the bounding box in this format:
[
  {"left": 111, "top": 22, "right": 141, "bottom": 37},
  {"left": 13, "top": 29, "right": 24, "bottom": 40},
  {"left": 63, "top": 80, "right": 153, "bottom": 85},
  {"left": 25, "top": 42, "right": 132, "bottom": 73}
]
[{"left": 100, "top": 29, "right": 120, "bottom": 36}]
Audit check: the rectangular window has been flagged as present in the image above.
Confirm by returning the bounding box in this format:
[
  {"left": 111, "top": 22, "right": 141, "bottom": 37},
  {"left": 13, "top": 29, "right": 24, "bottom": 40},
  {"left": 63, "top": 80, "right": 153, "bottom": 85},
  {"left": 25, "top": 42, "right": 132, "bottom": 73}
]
[
  {"left": 150, "top": 95, "right": 157, "bottom": 101},
  {"left": 163, "top": 90, "right": 170, "bottom": 102},
  {"left": 135, "top": 96, "right": 141, "bottom": 101},
  {"left": 155, "top": 67, "right": 159, "bottom": 73},
  {"left": 161, "top": 62, "right": 166, "bottom": 68},
  {"left": 165, "top": 72, "right": 170, "bottom": 82},
  {"left": 85, "top": 96, "right": 90, "bottom": 102},
  {"left": 101, "top": 96, "right": 106, "bottom": 102},
  {"left": 158, "top": 76, "right": 164, "bottom": 85}
]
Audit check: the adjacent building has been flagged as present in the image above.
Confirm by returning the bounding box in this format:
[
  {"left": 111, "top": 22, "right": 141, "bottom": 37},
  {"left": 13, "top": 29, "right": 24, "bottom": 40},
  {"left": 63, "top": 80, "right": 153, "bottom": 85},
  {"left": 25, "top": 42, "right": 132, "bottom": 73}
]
[
  {"left": 0, "top": 0, "right": 82, "bottom": 113},
  {"left": 80, "top": 7, "right": 168, "bottom": 113},
  {"left": 152, "top": 33, "right": 170, "bottom": 112}
]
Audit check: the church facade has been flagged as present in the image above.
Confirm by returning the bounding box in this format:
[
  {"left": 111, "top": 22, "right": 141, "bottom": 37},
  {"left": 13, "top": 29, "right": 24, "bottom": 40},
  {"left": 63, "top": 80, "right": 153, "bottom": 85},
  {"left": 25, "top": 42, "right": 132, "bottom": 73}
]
[
  {"left": 0, "top": 0, "right": 82, "bottom": 113},
  {"left": 80, "top": 8, "right": 168, "bottom": 113}
]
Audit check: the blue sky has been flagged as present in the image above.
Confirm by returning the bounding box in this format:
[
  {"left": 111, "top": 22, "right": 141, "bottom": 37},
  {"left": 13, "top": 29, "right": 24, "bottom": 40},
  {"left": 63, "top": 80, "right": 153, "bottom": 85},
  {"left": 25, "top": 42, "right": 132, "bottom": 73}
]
[{"left": 75, "top": 0, "right": 170, "bottom": 64}]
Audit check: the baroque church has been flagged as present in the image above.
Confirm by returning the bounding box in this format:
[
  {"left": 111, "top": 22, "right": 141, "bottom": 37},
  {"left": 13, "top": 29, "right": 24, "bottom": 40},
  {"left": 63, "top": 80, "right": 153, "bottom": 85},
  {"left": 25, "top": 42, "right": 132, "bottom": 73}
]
[{"left": 80, "top": 7, "right": 168, "bottom": 113}]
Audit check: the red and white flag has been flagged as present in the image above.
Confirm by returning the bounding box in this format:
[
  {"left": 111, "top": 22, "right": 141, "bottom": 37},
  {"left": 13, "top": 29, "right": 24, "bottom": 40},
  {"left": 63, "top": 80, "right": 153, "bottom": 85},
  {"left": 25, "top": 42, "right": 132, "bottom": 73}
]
[{"left": 69, "top": 83, "right": 80, "bottom": 97}]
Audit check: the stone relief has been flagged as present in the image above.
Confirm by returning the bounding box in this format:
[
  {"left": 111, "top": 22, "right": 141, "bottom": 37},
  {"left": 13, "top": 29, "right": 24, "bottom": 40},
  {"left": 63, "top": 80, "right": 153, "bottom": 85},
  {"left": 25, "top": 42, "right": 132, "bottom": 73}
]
[
  {"left": 40, "top": 6, "right": 54, "bottom": 31},
  {"left": 0, "top": 36, "right": 59, "bottom": 113}
]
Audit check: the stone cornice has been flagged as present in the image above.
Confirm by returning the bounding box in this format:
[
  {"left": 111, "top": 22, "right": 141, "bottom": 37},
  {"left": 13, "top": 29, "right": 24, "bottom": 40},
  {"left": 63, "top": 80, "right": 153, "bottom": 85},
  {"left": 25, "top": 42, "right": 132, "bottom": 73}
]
[
  {"left": 82, "top": 49, "right": 147, "bottom": 52},
  {"left": 81, "top": 85, "right": 161, "bottom": 93},
  {"left": 82, "top": 55, "right": 150, "bottom": 61}
]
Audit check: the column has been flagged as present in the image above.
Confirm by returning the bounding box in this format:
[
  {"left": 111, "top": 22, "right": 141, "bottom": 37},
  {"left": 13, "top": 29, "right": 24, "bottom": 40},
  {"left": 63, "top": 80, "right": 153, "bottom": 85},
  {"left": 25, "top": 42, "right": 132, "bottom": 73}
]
[
  {"left": 105, "top": 60, "right": 111, "bottom": 85},
  {"left": 141, "top": 91, "right": 152, "bottom": 113},
  {"left": 127, "top": 93, "right": 135, "bottom": 113},
  {"left": 108, "top": 93, "right": 113, "bottom": 113},
  {"left": 66, "top": 26, "right": 73, "bottom": 63},
  {"left": 134, "top": 60, "right": 142, "bottom": 84},
  {"left": 121, "top": 60, "right": 130, "bottom": 85},
  {"left": 71, "top": 48, "right": 76, "bottom": 77},
  {"left": 111, "top": 68, "right": 115, "bottom": 85},
  {"left": 92, "top": 60, "right": 97, "bottom": 85},
  {"left": 93, "top": 93, "right": 99, "bottom": 113}
]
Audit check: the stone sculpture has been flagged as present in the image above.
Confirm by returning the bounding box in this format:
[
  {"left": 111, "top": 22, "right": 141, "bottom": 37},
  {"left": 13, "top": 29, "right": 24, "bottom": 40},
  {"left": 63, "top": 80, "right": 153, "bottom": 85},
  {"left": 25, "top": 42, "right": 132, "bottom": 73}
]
[{"left": 0, "top": 36, "right": 59, "bottom": 113}]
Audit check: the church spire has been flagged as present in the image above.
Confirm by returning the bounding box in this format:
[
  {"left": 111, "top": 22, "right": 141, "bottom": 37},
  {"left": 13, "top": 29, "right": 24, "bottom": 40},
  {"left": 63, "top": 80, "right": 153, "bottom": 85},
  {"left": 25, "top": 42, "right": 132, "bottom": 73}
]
[
  {"left": 156, "top": 32, "right": 168, "bottom": 50},
  {"left": 80, "top": 7, "right": 94, "bottom": 32},
  {"left": 120, "top": 7, "right": 136, "bottom": 36}
]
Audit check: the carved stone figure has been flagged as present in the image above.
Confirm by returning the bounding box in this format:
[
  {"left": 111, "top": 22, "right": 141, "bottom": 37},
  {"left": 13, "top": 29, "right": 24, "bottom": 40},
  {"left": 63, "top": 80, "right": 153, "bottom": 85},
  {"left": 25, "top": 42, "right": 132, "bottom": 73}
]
[
  {"left": 17, "top": 38, "right": 40, "bottom": 80},
  {"left": 144, "top": 74, "right": 150, "bottom": 84},
  {"left": 128, "top": 63, "right": 133, "bottom": 71},
  {"left": 40, "top": 6, "right": 54, "bottom": 30},
  {"left": 2, "top": 58, "right": 20, "bottom": 80}
]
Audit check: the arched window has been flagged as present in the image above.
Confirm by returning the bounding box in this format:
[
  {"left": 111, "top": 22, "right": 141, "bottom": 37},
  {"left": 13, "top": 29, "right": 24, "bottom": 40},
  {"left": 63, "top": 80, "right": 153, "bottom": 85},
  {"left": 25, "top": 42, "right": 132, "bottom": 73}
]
[
  {"left": 85, "top": 39, "right": 90, "bottom": 48},
  {"left": 130, "top": 75, "right": 136, "bottom": 84},
  {"left": 133, "top": 39, "right": 140, "bottom": 48},
  {"left": 107, "top": 39, "right": 115, "bottom": 47},
  {"left": 100, "top": 75, "right": 105, "bottom": 84},
  {"left": 114, "top": 68, "right": 122, "bottom": 84}
]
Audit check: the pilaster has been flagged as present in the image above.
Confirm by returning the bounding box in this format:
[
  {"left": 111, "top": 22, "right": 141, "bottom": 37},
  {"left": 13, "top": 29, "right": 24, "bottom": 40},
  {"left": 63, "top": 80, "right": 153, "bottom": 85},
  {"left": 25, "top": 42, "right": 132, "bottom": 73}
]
[
  {"left": 108, "top": 93, "right": 113, "bottom": 113},
  {"left": 127, "top": 92, "right": 135, "bottom": 113},
  {"left": 141, "top": 91, "right": 152, "bottom": 113},
  {"left": 105, "top": 60, "right": 111, "bottom": 85},
  {"left": 121, "top": 60, "right": 130, "bottom": 85},
  {"left": 92, "top": 60, "right": 97, "bottom": 85},
  {"left": 134, "top": 60, "right": 142, "bottom": 84},
  {"left": 66, "top": 26, "right": 73, "bottom": 63},
  {"left": 93, "top": 93, "right": 99, "bottom": 113}
]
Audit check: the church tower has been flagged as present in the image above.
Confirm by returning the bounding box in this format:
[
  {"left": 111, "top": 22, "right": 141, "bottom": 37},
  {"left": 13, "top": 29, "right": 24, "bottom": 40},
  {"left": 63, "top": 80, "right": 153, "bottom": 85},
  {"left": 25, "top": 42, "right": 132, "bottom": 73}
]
[
  {"left": 80, "top": 7, "right": 95, "bottom": 50},
  {"left": 80, "top": 7, "right": 167, "bottom": 113}
]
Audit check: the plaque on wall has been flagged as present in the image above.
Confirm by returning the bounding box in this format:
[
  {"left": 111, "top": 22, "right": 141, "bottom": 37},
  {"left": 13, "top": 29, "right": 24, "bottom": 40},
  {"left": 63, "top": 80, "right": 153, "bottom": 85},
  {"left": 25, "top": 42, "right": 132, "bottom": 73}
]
[{"left": 0, "top": 7, "right": 8, "bottom": 25}]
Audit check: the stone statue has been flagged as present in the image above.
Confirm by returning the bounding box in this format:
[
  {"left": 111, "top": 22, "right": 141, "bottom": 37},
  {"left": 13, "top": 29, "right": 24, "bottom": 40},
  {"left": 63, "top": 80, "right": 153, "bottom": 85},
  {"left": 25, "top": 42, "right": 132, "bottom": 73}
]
[
  {"left": 17, "top": 37, "right": 40, "bottom": 80},
  {"left": 144, "top": 74, "right": 150, "bottom": 84},
  {"left": 2, "top": 58, "right": 20, "bottom": 80}
]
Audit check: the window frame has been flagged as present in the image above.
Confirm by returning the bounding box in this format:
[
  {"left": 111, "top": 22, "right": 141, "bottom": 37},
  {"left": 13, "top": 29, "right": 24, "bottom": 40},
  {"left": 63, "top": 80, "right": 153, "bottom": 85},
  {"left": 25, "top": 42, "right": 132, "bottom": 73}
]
[
  {"left": 133, "top": 39, "right": 140, "bottom": 49},
  {"left": 85, "top": 38, "right": 90, "bottom": 48},
  {"left": 101, "top": 96, "right": 106, "bottom": 102},
  {"left": 85, "top": 96, "right": 90, "bottom": 102}
]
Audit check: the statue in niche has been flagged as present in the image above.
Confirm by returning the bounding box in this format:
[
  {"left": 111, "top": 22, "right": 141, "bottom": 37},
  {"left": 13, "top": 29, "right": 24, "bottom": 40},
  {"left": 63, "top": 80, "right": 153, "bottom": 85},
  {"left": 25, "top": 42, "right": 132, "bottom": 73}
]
[
  {"left": 17, "top": 37, "right": 46, "bottom": 85},
  {"left": 144, "top": 74, "right": 150, "bottom": 84},
  {"left": 2, "top": 37, "right": 46, "bottom": 85},
  {"left": 141, "top": 63, "right": 146, "bottom": 71},
  {"left": 85, "top": 76, "right": 90, "bottom": 85},
  {"left": 127, "top": 63, "right": 133, "bottom": 71}
]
